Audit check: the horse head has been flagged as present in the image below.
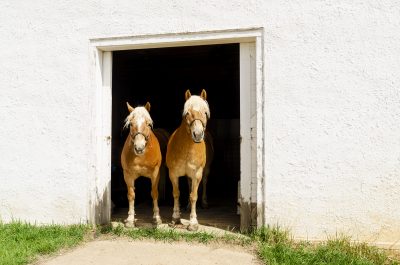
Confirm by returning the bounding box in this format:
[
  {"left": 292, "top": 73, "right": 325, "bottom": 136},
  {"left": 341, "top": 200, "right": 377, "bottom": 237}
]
[
  {"left": 124, "top": 102, "right": 153, "bottom": 155},
  {"left": 183, "top": 89, "right": 210, "bottom": 143}
]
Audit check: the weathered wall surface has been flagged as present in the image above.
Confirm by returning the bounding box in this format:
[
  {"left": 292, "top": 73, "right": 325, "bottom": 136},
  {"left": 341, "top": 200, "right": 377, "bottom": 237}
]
[{"left": 0, "top": 1, "right": 399, "bottom": 246}]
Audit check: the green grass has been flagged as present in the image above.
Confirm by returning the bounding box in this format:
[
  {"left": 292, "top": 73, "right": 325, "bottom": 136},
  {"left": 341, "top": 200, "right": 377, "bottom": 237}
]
[
  {"left": 101, "top": 224, "right": 399, "bottom": 265},
  {"left": 99, "top": 223, "right": 251, "bottom": 245},
  {"left": 1, "top": 222, "right": 398, "bottom": 265},
  {"left": 0, "top": 222, "right": 88, "bottom": 265},
  {"left": 250, "top": 226, "right": 399, "bottom": 265}
]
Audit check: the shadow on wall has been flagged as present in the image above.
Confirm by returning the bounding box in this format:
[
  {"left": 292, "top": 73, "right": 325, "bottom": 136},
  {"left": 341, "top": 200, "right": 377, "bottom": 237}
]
[{"left": 91, "top": 181, "right": 111, "bottom": 225}]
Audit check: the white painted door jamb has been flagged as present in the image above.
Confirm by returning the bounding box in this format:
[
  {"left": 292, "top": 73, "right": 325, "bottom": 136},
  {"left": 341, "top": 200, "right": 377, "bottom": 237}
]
[{"left": 89, "top": 29, "right": 264, "bottom": 229}]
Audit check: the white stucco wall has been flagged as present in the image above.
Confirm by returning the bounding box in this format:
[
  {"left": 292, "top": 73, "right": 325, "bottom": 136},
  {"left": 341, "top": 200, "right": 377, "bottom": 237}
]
[
  {"left": 0, "top": 1, "right": 399, "bottom": 246},
  {"left": 263, "top": 1, "right": 400, "bottom": 247}
]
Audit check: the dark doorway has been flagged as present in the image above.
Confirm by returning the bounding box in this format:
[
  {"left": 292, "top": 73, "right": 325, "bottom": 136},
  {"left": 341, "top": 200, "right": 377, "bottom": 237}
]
[{"left": 111, "top": 43, "right": 240, "bottom": 229}]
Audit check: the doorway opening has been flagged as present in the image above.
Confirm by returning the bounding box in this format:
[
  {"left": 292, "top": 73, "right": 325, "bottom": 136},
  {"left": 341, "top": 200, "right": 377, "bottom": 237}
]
[{"left": 111, "top": 44, "right": 241, "bottom": 229}]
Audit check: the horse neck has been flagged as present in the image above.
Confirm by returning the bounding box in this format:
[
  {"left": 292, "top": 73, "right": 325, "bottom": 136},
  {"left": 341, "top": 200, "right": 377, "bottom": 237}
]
[
  {"left": 177, "top": 120, "right": 190, "bottom": 138},
  {"left": 176, "top": 120, "right": 200, "bottom": 147},
  {"left": 147, "top": 130, "right": 157, "bottom": 149}
]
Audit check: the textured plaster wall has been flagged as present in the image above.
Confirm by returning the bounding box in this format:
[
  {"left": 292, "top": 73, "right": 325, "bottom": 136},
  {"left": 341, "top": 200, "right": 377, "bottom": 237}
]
[
  {"left": 263, "top": 1, "right": 400, "bottom": 247},
  {"left": 0, "top": 0, "right": 399, "bottom": 245}
]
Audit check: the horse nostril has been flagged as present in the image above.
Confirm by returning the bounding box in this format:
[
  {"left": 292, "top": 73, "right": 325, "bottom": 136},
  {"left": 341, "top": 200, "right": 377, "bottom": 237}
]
[
  {"left": 195, "top": 131, "right": 201, "bottom": 138},
  {"left": 134, "top": 146, "right": 142, "bottom": 152}
]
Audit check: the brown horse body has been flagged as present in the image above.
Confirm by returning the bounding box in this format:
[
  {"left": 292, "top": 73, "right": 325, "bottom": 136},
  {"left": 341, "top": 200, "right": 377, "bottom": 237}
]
[
  {"left": 166, "top": 90, "right": 210, "bottom": 231},
  {"left": 186, "top": 131, "right": 214, "bottom": 209},
  {"left": 121, "top": 102, "right": 162, "bottom": 227}
]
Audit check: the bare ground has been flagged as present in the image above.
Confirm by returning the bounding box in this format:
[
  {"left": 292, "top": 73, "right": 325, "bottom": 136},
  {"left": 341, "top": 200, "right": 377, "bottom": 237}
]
[
  {"left": 34, "top": 220, "right": 261, "bottom": 265},
  {"left": 35, "top": 238, "right": 261, "bottom": 265}
]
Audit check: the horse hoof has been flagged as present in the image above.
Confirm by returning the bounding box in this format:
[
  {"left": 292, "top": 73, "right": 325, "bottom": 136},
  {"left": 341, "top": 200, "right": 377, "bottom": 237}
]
[
  {"left": 124, "top": 221, "right": 135, "bottom": 228},
  {"left": 171, "top": 217, "right": 181, "bottom": 225},
  {"left": 187, "top": 223, "right": 199, "bottom": 231},
  {"left": 168, "top": 220, "right": 180, "bottom": 228},
  {"left": 153, "top": 217, "right": 162, "bottom": 226}
]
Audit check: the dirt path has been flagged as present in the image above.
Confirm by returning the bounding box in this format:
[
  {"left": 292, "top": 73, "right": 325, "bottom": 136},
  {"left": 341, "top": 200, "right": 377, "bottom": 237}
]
[{"left": 37, "top": 239, "right": 260, "bottom": 265}]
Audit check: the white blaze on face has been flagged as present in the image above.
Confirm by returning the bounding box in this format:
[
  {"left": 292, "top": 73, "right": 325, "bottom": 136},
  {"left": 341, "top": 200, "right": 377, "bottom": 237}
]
[
  {"left": 191, "top": 119, "right": 204, "bottom": 142},
  {"left": 126, "top": 106, "right": 153, "bottom": 155},
  {"left": 183, "top": 96, "right": 209, "bottom": 142},
  {"left": 133, "top": 116, "right": 146, "bottom": 153},
  {"left": 136, "top": 116, "right": 145, "bottom": 128}
]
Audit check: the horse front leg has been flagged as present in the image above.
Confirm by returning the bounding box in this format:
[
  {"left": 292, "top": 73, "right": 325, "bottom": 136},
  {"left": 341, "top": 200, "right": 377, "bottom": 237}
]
[
  {"left": 124, "top": 174, "right": 136, "bottom": 228},
  {"left": 169, "top": 172, "right": 181, "bottom": 225},
  {"left": 188, "top": 168, "right": 202, "bottom": 231},
  {"left": 151, "top": 167, "right": 162, "bottom": 226}
]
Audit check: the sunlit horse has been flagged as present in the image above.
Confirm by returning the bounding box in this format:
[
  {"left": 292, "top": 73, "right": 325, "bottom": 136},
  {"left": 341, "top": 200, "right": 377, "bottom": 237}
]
[
  {"left": 187, "top": 131, "right": 213, "bottom": 209},
  {"left": 121, "top": 102, "right": 162, "bottom": 227},
  {"left": 166, "top": 89, "right": 210, "bottom": 231}
]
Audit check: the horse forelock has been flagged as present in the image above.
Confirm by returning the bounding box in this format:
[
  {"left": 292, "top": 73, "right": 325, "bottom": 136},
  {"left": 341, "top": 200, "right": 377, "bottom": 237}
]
[
  {"left": 124, "top": 106, "right": 153, "bottom": 129},
  {"left": 182, "top": 95, "right": 210, "bottom": 119}
]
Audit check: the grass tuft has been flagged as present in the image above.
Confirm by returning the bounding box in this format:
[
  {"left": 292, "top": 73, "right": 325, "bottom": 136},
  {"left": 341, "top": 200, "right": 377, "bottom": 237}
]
[
  {"left": 251, "top": 226, "right": 399, "bottom": 265},
  {"left": 0, "top": 222, "right": 88, "bottom": 265},
  {"left": 101, "top": 224, "right": 217, "bottom": 243},
  {"left": 100, "top": 224, "right": 399, "bottom": 264},
  {"left": 99, "top": 223, "right": 251, "bottom": 245}
]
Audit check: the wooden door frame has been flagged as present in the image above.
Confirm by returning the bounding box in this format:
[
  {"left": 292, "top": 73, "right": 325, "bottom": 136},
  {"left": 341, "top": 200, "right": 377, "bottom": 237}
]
[{"left": 88, "top": 28, "right": 265, "bottom": 231}]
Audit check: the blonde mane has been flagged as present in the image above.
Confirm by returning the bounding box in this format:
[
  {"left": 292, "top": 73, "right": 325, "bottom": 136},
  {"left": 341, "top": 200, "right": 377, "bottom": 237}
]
[
  {"left": 182, "top": 95, "right": 210, "bottom": 119},
  {"left": 124, "top": 106, "right": 153, "bottom": 129}
]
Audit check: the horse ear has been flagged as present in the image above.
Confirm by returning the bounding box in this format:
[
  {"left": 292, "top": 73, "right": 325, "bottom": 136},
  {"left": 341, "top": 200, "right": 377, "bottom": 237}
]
[
  {"left": 185, "top": 89, "right": 192, "bottom": 100},
  {"left": 126, "top": 102, "right": 134, "bottom": 113},
  {"left": 145, "top": 102, "right": 151, "bottom": 112},
  {"left": 200, "top": 89, "right": 207, "bottom": 100}
]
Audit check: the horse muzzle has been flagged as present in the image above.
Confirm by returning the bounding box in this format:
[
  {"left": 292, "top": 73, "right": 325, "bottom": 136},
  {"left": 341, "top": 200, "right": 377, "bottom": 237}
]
[
  {"left": 134, "top": 146, "right": 145, "bottom": 155},
  {"left": 131, "top": 132, "right": 147, "bottom": 155},
  {"left": 192, "top": 131, "right": 204, "bottom": 143}
]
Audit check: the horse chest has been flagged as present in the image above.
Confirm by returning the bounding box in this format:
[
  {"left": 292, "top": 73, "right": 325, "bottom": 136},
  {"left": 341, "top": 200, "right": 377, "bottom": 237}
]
[
  {"left": 132, "top": 164, "right": 150, "bottom": 174},
  {"left": 124, "top": 155, "right": 158, "bottom": 175}
]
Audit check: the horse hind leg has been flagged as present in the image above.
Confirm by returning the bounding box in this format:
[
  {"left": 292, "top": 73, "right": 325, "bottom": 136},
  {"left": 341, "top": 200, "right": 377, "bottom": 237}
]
[
  {"left": 151, "top": 169, "right": 162, "bottom": 226},
  {"left": 169, "top": 172, "right": 181, "bottom": 225}
]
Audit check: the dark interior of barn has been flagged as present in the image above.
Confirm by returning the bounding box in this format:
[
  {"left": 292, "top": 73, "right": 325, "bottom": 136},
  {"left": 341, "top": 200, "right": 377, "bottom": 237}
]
[{"left": 111, "top": 43, "right": 240, "bottom": 229}]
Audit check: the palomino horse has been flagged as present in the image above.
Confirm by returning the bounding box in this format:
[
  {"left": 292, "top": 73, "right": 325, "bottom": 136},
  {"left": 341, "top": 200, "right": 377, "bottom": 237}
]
[
  {"left": 187, "top": 131, "right": 214, "bottom": 210},
  {"left": 121, "top": 102, "right": 162, "bottom": 227},
  {"left": 166, "top": 89, "right": 210, "bottom": 231}
]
